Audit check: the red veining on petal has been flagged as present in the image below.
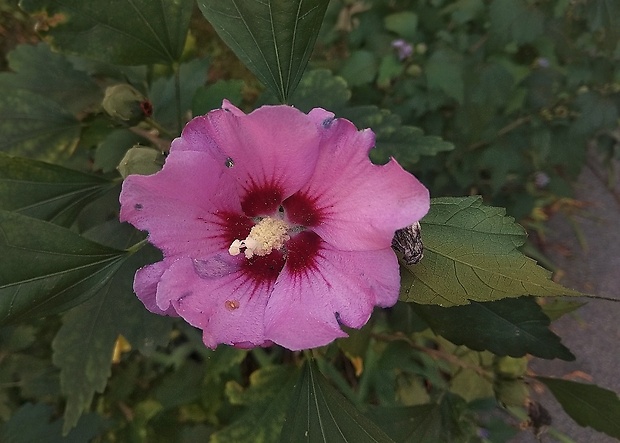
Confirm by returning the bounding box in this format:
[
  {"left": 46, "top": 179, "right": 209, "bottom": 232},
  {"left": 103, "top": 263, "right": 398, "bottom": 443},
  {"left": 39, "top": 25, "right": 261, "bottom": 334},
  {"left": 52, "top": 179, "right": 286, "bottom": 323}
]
[
  {"left": 241, "top": 183, "right": 283, "bottom": 217},
  {"left": 242, "top": 250, "right": 285, "bottom": 284},
  {"left": 283, "top": 192, "right": 323, "bottom": 227},
  {"left": 285, "top": 231, "right": 322, "bottom": 275},
  {"left": 214, "top": 212, "right": 254, "bottom": 244}
]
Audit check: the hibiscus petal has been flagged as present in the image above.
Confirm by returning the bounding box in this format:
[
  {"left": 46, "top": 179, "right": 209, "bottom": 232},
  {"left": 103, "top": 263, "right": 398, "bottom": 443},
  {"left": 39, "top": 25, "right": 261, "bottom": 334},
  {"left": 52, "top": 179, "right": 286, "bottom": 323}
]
[
  {"left": 288, "top": 116, "right": 430, "bottom": 251},
  {"left": 171, "top": 103, "right": 322, "bottom": 211},
  {"left": 120, "top": 150, "right": 245, "bottom": 257},
  {"left": 264, "top": 241, "right": 400, "bottom": 350},
  {"left": 133, "top": 260, "right": 179, "bottom": 317},
  {"left": 156, "top": 256, "right": 275, "bottom": 349}
]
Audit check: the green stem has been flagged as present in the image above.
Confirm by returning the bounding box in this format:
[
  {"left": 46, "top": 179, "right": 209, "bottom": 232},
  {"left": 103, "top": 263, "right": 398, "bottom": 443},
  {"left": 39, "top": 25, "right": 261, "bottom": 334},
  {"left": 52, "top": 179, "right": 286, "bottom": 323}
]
[
  {"left": 173, "top": 62, "right": 183, "bottom": 134},
  {"left": 145, "top": 117, "right": 174, "bottom": 139},
  {"left": 126, "top": 238, "right": 148, "bottom": 254}
]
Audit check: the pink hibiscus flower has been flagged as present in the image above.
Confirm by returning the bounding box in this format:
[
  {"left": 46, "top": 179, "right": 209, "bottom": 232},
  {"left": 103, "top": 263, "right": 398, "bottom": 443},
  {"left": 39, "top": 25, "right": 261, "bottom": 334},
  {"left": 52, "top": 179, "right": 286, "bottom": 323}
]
[{"left": 119, "top": 101, "right": 429, "bottom": 351}]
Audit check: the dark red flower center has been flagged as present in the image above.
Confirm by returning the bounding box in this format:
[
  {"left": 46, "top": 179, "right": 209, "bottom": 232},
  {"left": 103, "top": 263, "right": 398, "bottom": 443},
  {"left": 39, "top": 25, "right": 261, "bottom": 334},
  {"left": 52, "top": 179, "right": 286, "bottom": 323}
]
[
  {"left": 224, "top": 185, "right": 326, "bottom": 284},
  {"left": 241, "top": 183, "right": 283, "bottom": 217}
]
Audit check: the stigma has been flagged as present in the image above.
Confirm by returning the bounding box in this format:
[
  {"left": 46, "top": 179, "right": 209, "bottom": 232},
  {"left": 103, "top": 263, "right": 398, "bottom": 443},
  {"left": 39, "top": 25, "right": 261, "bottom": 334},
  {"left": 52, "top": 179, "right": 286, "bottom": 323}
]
[{"left": 229, "top": 217, "right": 290, "bottom": 259}]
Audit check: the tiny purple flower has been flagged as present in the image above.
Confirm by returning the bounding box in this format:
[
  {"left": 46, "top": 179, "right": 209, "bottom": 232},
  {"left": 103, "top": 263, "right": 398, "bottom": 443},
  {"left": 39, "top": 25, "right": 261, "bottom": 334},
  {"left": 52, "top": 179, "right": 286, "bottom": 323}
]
[
  {"left": 534, "top": 171, "right": 550, "bottom": 188},
  {"left": 120, "top": 101, "right": 430, "bottom": 351},
  {"left": 392, "top": 39, "right": 413, "bottom": 61}
]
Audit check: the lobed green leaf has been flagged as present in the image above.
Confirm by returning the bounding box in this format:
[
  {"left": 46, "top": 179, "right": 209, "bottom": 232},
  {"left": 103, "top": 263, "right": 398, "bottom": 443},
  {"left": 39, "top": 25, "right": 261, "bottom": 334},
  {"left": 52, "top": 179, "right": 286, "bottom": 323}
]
[
  {"left": 288, "top": 69, "right": 351, "bottom": 112},
  {"left": 19, "top": 0, "right": 193, "bottom": 65},
  {"left": 0, "top": 211, "right": 127, "bottom": 325},
  {"left": 279, "top": 360, "right": 394, "bottom": 443},
  {"left": 192, "top": 80, "right": 245, "bottom": 117},
  {"left": 150, "top": 57, "right": 210, "bottom": 129},
  {"left": 288, "top": 70, "right": 452, "bottom": 165},
  {"left": 537, "top": 377, "right": 620, "bottom": 439},
  {"left": 53, "top": 222, "right": 172, "bottom": 434},
  {"left": 0, "top": 43, "right": 101, "bottom": 115},
  {"left": 401, "top": 196, "right": 582, "bottom": 306},
  {"left": 411, "top": 297, "right": 575, "bottom": 360},
  {"left": 0, "top": 154, "right": 115, "bottom": 227},
  {"left": 0, "top": 403, "right": 109, "bottom": 443},
  {"left": 212, "top": 365, "right": 299, "bottom": 443},
  {"left": 367, "top": 404, "right": 442, "bottom": 443},
  {"left": 341, "top": 106, "right": 454, "bottom": 166},
  {"left": 0, "top": 89, "right": 80, "bottom": 161},
  {"left": 366, "top": 393, "right": 474, "bottom": 442},
  {"left": 197, "top": 0, "right": 330, "bottom": 102}
]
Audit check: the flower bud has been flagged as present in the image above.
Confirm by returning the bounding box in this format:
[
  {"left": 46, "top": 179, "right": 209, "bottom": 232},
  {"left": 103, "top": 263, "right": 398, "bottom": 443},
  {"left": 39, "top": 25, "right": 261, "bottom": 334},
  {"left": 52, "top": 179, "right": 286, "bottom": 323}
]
[
  {"left": 415, "top": 43, "right": 427, "bottom": 55},
  {"left": 103, "top": 84, "right": 152, "bottom": 125},
  {"left": 494, "top": 379, "right": 529, "bottom": 407},
  {"left": 118, "top": 146, "right": 163, "bottom": 178},
  {"left": 406, "top": 64, "right": 423, "bottom": 77},
  {"left": 494, "top": 356, "right": 527, "bottom": 379}
]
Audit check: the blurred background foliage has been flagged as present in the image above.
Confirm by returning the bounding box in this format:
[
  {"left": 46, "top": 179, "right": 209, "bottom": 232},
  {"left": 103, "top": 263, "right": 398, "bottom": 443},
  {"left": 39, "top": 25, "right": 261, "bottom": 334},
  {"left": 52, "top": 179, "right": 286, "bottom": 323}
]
[{"left": 0, "top": 0, "right": 619, "bottom": 441}]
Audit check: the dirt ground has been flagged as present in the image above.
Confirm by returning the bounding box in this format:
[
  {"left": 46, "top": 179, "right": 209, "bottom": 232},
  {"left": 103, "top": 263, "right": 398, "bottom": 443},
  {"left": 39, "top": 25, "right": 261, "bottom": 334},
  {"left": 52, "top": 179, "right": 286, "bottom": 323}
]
[{"left": 514, "top": 154, "right": 620, "bottom": 442}]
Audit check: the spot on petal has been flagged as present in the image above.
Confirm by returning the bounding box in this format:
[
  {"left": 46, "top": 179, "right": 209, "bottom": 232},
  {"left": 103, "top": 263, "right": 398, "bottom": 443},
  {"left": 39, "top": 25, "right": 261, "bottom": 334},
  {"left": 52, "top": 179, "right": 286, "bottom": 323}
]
[
  {"left": 285, "top": 231, "right": 322, "bottom": 275},
  {"left": 193, "top": 255, "right": 238, "bottom": 279},
  {"left": 283, "top": 192, "right": 322, "bottom": 227},
  {"left": 134, "top": 203, "right": 143, "bottom": 210},
  {"left": 225, "top": 300, "right": 240, "bottom": 310},
  {"left": 241, "top": 184, "right": 283, "bottom": 217}
]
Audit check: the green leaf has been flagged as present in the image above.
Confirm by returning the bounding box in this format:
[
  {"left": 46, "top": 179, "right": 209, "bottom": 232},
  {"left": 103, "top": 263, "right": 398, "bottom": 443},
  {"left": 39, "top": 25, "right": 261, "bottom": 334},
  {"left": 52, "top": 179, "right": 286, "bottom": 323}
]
[
  {"left": 441, "top": 0, "right": 485, "bottom": 25},
  {"left": 401, "top": 197, "right": 582, "bottom": 306},
  {"left": 411, "top": 297, "right": 575, "bottom": 360},
  {"left": 489, "top": 0, "right": 544, "bottom": 44},
  {"left": 0, "top": 43, "right": 101, "bottom": 114},
  {"left": 425, "top": 48, "right": 464, "bottom": 103},
  {"left": 367, "top": 394, "right": 474, "bottom": 442},
  {"left": 197, "top": 0, "right": 330, "bottom": 102},
  {"left": 573, "top": 91, "right": 619, "bottom": 135},
  {"left": 53, "top": 224, "right": 172, "bottom": 434},
  {"left": 367, "top": 405, "right": 442, "bottom": 443},
  {"left": 377, "top": 54, "right": 404, "bottom": 89},
  {"left": 150, "top": 57, "right": 210, "bottom": 129},
  {"left": 0, "top": 403, "right": 109, "bottom": 443},
  {"left": 585, "top": 0, "right": 620, "bottom": 31},
  {"left": 339, "top": 50, "right": 378, "bottom": 87},
  {"left": 287, "top": 71, "right": 453, "bottom": 166},
  {"left": 384, "top": 12, "right": 418, "bottom": 40},
  {"left": 341, "top": 106, "right": 454, "bottom": 166},
  {"left": 19, "top": 0, "right": 193, "bottom": 65},
  {"left": 0, "top": 89, "right": 81, "bottom": 161},
  {"left": 0, "top": 211, "right": 127, "bottom": 325},
  {"left": 192, "top": 79, "right": 245, "bottom": 116},
  {"left": 94, "top": 129, "right": 148, "bottom": 173},
  {"left": 155, "top": 361, "right": 206, "bottom": 410},
  {"left": 288, "top": 69, "right": 352, "bottom": 112},
  {"left": 540, "top": 298, "right": 585, "bottom": 321},
  {"left": 279, "top": 360, "right": 394, "bottom": 443},
  {"left": 385, "top": 301, "right": 429, "bottom": 335},
  {"left": 0, "top": 154, "right": 115, "bottom": 227},
  {"left": 212, "top": 365, "right": 299, "bottom": 443},
  {"left": 537, "top": 377, "right": 620, "bottom": 439}
]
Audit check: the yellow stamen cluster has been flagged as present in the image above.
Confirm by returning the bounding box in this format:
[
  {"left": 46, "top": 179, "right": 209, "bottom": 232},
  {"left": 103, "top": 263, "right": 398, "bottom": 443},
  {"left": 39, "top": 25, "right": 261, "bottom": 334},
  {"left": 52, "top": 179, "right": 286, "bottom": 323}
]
[{"left": 229, "top": 217, "right": 290, "bottom": 259}]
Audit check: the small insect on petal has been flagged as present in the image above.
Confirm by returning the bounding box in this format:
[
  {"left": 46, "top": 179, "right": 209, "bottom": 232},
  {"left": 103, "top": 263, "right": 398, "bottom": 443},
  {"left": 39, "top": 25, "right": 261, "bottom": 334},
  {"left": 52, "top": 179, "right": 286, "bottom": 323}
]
[
  {"left": 392, "top": 221, "right": 424, "bottom": 265},
  {"left": 225, "top": 157, "right": 234, "bottom": 168}
]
